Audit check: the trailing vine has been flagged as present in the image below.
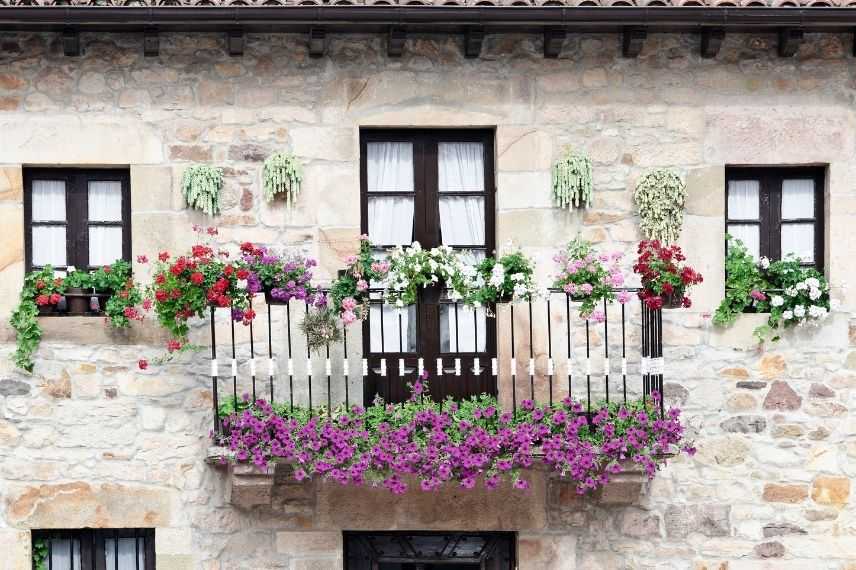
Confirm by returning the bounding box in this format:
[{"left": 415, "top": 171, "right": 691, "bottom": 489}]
[
  {"left": 9, "top": 266, "right": 63, "bottom": 372},
  {"left": 181, "top": 164, "right": 223, "bottom": 216},
  {"left": 32, "top": 538, "right": 48, "bottom": 570},
  {"left": 634, "top": 168, "right": 686, "bottom": 244},
  {"left": 552, "top": 148, "right": 593, "bottom": 209},
  {"left": 262, "top": 152, "right": 303, "bottom": 206}
]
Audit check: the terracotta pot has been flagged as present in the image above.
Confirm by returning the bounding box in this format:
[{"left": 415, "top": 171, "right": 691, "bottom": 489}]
[{"left": 65, "top": 288, "right": 90, "bottom": 315}]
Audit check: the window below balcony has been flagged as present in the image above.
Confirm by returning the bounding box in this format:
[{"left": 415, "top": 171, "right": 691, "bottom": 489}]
[
  {"left": 31, "top": 529, "right": 154, "bottom": 570},
  {"left": 344, "top": 531, "right": 515, "bottom": 570}
]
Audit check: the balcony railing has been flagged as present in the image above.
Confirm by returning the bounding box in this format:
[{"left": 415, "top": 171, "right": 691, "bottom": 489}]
[{"left": 207, "top": 288, "right": 664, "bottom": 434}]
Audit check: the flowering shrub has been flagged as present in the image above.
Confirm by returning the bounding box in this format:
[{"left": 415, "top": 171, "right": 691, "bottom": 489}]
[
  {"left": 9, "top": 266, "right": 65, "bottom": 372},
  {"left": 460, "top": 247, "right": 538, "bottom": 309},
  {"left": 714, "top": 236, "right": 831, "bottom": 342},
  {"left": 216, "top": 378, "right": 693, "bottom": 495},
  {"left": 238, "top": 242, "right": 317, "bottom": 304},
  {"left": 552, "top": 237, "right": 627, "bottom": 320},
  {"left": 633, "top": 240, "right": 702, "bottom": 310},
  {"left": 385, "top": 242, "right": 466, "bottom": 307},
  {"left": 101, "top": 261, "right": 144, "bottom": 328},
  {"left": 145, "top": 227, "right": 254, "bottom": 349}
]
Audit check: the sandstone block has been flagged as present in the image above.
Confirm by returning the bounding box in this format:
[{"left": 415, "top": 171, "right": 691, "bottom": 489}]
[
  {"left": 726, "top": 393, "right": 757, "bottom": 412},
  {"left": 276, "top": 531, "right": 342, "bottom": 555},
  {"left": 754, "top": 541, "right": 785, "bottom": 559},
  {"left": 685, "top": 166, "right": 726, "bottom": 217},
  {"left": 518, "top": 534, "right": 576, "bottom": 570},
  {"left": 721, "top": 415, "right": 767, "bottom": 434},
  {"left": 620, "top": 508, "right": 661, "bottom": 538},
  {"left": 763, "top": 381, "right": 801, "bottom": 411},
  {"left": 0, "top": 166, "right": 23, "bottom": 203},
  {"left": 811, "top": 476, "right": 850, "bottom": 507},
  {"left": 762, "top": 522, "right": 806, "bottom": 538},
  {"left": 762, "top": 483, "right": 808, "bottom": 504},
  {"left": 664, "top": 504, "right": 731, "bottom": 539}
]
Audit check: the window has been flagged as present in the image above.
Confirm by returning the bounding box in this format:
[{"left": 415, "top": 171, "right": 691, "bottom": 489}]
[
  {"left": 344, "top": 532, "right": 515, "bottom": 570},
  {"left": 24, "top": 169, "right": 131, "bottom": 272},
  {"left": 31, "top": 529, "right": 154, "bottom": 570},
  {"left": 725, "top": 167, "right": 824, "bottom": 270},
  {"left": 360, "top": 129, "right": 496, "bottom": 403}
]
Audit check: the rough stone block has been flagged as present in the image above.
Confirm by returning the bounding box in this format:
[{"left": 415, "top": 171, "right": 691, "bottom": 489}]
[
  {"left": 0, "top": 166, "right": 23, "bottom": 203},
  {"left": 811, "top": 476, "right": 850, "bottom": 507},
  {"left": 0, "top": 529, "right": 31, "bottom": 570},
  {"left": 763, "top": 381, "right": 801, "bottom": 411},
  {"left": 620, "top": 508, "right": 661, "bottom": 538},
  {"left": 155, "top": 527, "right": 194, "bottom": 556},
  {"left": 517, "top": 533, "right": 576, "bottom": 570},
  {"left": 275, "top": 531, "right": 342, "bottom": 555},
  {"left": 664, "top": 504, "right": 731, "bottom": 539},
  {"left": 762, "top": 483, "right": 808, "bottom": 504},
  {"left": 226, "top": 463, "right": 275, "bottom": 509}
]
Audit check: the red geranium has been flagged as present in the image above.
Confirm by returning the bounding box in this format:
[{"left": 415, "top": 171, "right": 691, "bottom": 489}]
[
  {"left": 633, "top": 240, "right": 702, "bottom": 310},
  {"left": 35, "top": 294, "right": 50, "bottom": 306},
  {"left": 49, "top": 293, "right": 61, "bottom": 304},
  {"left": 158, "top": 251, "right": 170, "bottom": 262},
  {"left": 190, "top": 272, "right": 204, "bottom": 285},
  {"left": 36, "top": 279, "right": 45, "bottom": 290},
  {"left": 138, "top": 359, "right": 148, "bottom": 370}
]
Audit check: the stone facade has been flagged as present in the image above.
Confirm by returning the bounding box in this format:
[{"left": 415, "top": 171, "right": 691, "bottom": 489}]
[{"left": 0, "top": 30, "right": 855, "bottom": 569}]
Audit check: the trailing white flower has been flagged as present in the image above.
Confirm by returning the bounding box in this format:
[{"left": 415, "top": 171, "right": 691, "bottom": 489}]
[
  {"left": 262, "top": 152, "right": 303, "bottom": 207},
  {"left": 770, "top": 295, "right": 784, "bottom": 307},
  {"left": 782, "top": 310, "right": 794, "bottom": 320},
  {"left": 182, "top": 164, "right": 223, "bottom": 216},
  {"left": 552, "top": 148, "right": 593, "bottom": 209},
  {"left": 634, "top": 168, "right": 686, "bottom": 244},
  {"left": 793, "top": 304, "right": 806, "bottom": 318}
]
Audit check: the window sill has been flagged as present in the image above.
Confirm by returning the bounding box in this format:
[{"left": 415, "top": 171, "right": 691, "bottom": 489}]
[
  {"left": 709, "top": 313, "right": 769, "bottom": 349},
  {"left": 35, "top": 315, "right": 172, "bottom": 346}
]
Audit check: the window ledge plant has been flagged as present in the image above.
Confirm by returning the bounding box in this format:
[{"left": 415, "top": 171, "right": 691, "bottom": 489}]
[{"left": 214, "top": 375, "right": 694, "bottom": 495}]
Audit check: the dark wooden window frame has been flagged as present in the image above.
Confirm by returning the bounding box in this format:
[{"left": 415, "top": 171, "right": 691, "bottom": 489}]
[
  {"left": 344, "top": 531, "right": 516, "bottom": 569},
  {"left": 31, "top": 528, "right": 155, "bottom": 570},
  {"left": 725, "top": 166, "right": 825, "bottom": 271},
  {"left": 24, "top": 168, "right": 132, "bottom": 273},
  {"left": 359, "top": 128, "right": 497, "bottom": 404}
]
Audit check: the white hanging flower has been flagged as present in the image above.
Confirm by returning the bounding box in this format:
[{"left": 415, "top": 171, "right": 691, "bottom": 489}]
[
  {"left": 759, "top": 257, "right": 770, "bottom": 270},
  {"left": 770, "top": 295, "right": 784, "bottom": 307},
  {"left": 782, "top": 310, "right": 794, "bottom": 320},
  {"left": 793, "top": 305, "right": 806, "bottom": 318}
]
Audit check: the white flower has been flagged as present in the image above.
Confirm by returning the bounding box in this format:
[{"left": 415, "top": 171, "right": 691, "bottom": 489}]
[
  {"left": 770, "top": 295, "right": 784, "bottom": 307},
  {"left": 806, "top": 277, "right": 820, "bottom": 288},
  {"left": 785, "top": 286, "right": 798, "bottom": 297},
  {"left": 809, "top": 287, "right": 821, "bottom": 300},
  {"left": 782, "top": 310, "right": 793, "bottom": 320},
  {"left": 808, "top": 305, "right": 827, "bottom": 319},
  {"left": 759, "top": 257, "right": 770, "bottom": 269},
  {"left": 796, "top": 281, "right": 808, "bottom": 291},
  {"left": 237, "top": 279, "right": 248, "bottom": 290},
  {"left": 793, "top": 305, "right": 806, "bottom": 318},
  {"left": 395, "top": 299, "right": 404, "bottom": 308}
]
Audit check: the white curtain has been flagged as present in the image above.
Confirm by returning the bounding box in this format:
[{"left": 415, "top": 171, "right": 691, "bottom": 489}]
[
  {"left": 88, "top": 181, "right": 122, "bottom": 221},
  {"left": 438, "top": 142, "right": 484, "bottom": 192},
  {"left": 367, "top": 142, "right": 414, "bottom": 192},
  {"left": 49, "top": 538, "right": 81, "bottom": 570},
  {"left": 32, "top": 180, "right": 66, "bottom": 221},
  {"left": 781, "top": 223, "right": 814, "bottom": 262},
  {"left": 441, "top": 304, "right": 487, "bottom": 353},
  {"left": 727, "top": 179, "right": 761, "bottom": 259},
  {"left": 728, "top": 180, "right": 759, "bottom": 220},
  {"left": 370, "top": 303, "right": 417, "bottom": 353},
  {"left": 105, "top": 537, "right": 146, "bottom": 570},
  {"left": 32, "top": 226, "right": 67, "bottom": 267},
  {"left": 781, "top": 179, "right": 815, "bottom": 219},
  {"left": 368, "top": 197, "right": 414, "bottom": 246},
  {"left": 439, "top": 197, "right": 484, "bottom": 246},
  {"left": 89, "top": 226, "right": 123, "bottom": 266}
]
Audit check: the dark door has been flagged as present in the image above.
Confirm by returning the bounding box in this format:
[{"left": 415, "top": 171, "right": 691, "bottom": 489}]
[
  {"left": 345, "top": 532, "right": 515, "bottom": 570},
  {"left": 360, "top": 129, "right": 497, "bottom": 404}
]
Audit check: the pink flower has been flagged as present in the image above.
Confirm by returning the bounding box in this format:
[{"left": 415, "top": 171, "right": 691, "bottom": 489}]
[
  {"left": 580, "top": 283, "right": 594, "bottom": 295},
  {"left": 342, "top": 311, "right": 357, "bottom": 325},
  {"left": 589, "top": 309, "right": 605, "bottom": 323},
  {"left": 356, "top": 279, "right": 369, "bottom": 292},
  {"left": 617, "top": 291, "right": 632, "bottom": 304},
  {"left": 563, "top": 283, "right": 577, "bottom": 295},
  {"left": 344, "top": 255, "right": 358, "bottom": 265},
  {"left": 142, "top": 298, "right": 153, "bottom": 311},
  {"left": 341, "top": 297, "right": 358, "bottom": 311},
  {"left": 136, "top": 254, "right": 148, "bottom": 264},
  {"left": 750, "top": 289, "right": 767, "bottom": 301}
]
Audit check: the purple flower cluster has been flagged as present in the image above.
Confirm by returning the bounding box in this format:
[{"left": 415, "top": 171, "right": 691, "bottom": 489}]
[{"left": 217, "top": 388, "right": 693, "bottom": 496}]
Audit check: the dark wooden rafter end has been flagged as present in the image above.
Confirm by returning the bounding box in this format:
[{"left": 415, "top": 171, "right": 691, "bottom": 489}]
[
  {"left": 62, "top": 28, "right": 79, "bottom": 57},
  {"left": 700, "top": 27, "right": 725, "bottom": 59},
  {"left": 622, "top": 26, "right": 647, "bottom": 58},
  {"left": 309, "top": 27, "right": 326, "bottom": 58},
  {"left": 227, "top": 29, "right": 244, "bottom": 57},
  {"left": 143, "top": 27, "right": 158, "bottom": 57},
  {"left": 464, "top": 26, "right": 484, "bottom": 59},
  {"left": 778, "top": 27, "right": 804, "bottom": 57},
  {"left": 388, "top": 26, "right": 406, "bottom": 57},
  {"left": 543, "top": 27, "right": 566, "bottom": 59}
]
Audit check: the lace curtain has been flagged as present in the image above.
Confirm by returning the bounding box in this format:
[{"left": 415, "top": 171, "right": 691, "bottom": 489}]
[{"left": 781, "top": 178, "right": 815, "bottom": 262}]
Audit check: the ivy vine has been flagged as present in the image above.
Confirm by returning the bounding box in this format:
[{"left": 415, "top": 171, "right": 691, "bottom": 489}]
[
  {"left": 634, "top": 168, "right": 686, "bottom": 244},
  {"left": 263, "top": 152, "right": 303, "bottom": 206},
  {"left": 552, "top": 148, "right": 593, "bottom": 209},
  {"left": 181, "top": 164, "right": 223, "bottom": 216}
]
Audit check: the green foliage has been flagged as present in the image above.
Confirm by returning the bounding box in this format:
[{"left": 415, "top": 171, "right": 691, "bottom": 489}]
[
  {"left": 181, "top": 164, "right": 223, "bottom": 216},
  {"left": 299, "top": 308, "right": 342, "bottom": 353},
  {"left": 462, "top": 248, "right": 538, "bottom": 308},
  {"left": 634, "top": 168, "right": 686, "bottom": 244},
  {"left": 713, "top": 236, "right": 769, "bottom": 327},
  {"left": 63, "top": 269, "right": 92, "bottom": 289},
  {"left": 262, "top": 152, "right": 303, "bottom": 206},
  {"left": 32, "top": 538, "right": 48, "bottom": 570},
  {"left": 552, "top": 148, "right": 593, "bottom": 209},
  {"left": 91, "top": 259, "right": 133, "bottom": 292},
  {"left": 9, "top": 266, "right": 63, "bottom": 372}
]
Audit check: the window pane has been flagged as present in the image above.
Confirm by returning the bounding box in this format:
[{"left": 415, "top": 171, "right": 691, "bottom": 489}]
[
  {"left": 781, "top": 223, "right": 814, "bottom": 263},
  {"left": 32, "top": 180, "right": 66, "bottom": 221},
  {"left": 440, "top": 303, "right": 487, "bottom": 353},
  {"left": 105, "top": 537, "right": 146, "bottom": 570},
  {"left": 727, "top": 180, "right": 760, "bottom": 220},
  {"left": 727, "top": 224, "right": 759, "bottom": 259},
  {"left": 440, "top": 196, "right": 484, "bottom": 246},
  {"left": 32, "top": 226, "right": 67, "bottom": 266},
  {"left": 367, "top": 142, "right": 414, "bottom": 193},
  {"left": 781, "top": 179, "right": 815, "bottom": 220},
  {"left": 369, "top": 304, "right": 417, "bottom": 353},
  {"left": 368, "top": 196, "right": 414, "bottom": 246},
  {"left": 49, "top": 538, "right": 81, "bottom": 570},
  {"left": 88, "top": 181, "right": 123, "bottom": 221},
  {"left": 89, "top": 226, "right": 123, "bottom": 266},
  {"left": 438, "top": 142, "right": 485, "bottom": 192}
]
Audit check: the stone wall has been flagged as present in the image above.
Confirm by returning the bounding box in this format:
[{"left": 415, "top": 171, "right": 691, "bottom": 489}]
[{"left": 0, "top": 30, "right": 855, "bottom": 569}]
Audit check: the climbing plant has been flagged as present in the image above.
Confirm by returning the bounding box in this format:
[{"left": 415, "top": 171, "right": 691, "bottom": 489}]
[
  {"left": 263, "top": 151, "right": 303, "bottom": 206},
  {"left": 634, "top": 168, "right": 686, "bottom": 244},
  {"left": 181, "top": 164, "right": 223, "bottom": 216},
  {"left": 552, "top": 148, "right": 593, "bottom": 209}
]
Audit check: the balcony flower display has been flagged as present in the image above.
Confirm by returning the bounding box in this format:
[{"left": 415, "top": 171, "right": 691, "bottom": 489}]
[
  {"left": 238, "top": 241, "right": 317, "bottom": 305},
  {"left": 460, "top": 245, "right": 538, "bottom": 310},
  {"left": 385, "top": 242, "right": 466, "bottom": 307},
  {"left": 714, "top": 236, "right": 831, "bottom": 342},
  {"left": 633, "top": 240, "right": 702, "bottom": 310},
  {"left": 145, "top": 227, "right": 254, "bottom": 350},
  {"left": 216, "top": 375, "right": 694, "bottom": 496},
  {"left": 552, "top": 237, "right": 626, "bottom": 320}
]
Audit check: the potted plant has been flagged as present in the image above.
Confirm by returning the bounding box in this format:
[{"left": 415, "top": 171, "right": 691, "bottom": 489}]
[
  {"left": 237, "top": 242, "right": 317, "bottom": 306},
  {"left": 385, "top": 242, "right": 463, "bottom": 307},
  {"left": 633, "top": 240, "right": 703, "bottom": 310},
  {"left": 63, "top": 268, "right": 93, "bottom": 315},
  {"left": 9, "top": 266, "right": 65, "bottom": 372},
  {"left": 460, "top": 246, "right": 538, "bottom": 312},
  {"left": 552, "top": 236, "right": 626, "bottom": 320}
]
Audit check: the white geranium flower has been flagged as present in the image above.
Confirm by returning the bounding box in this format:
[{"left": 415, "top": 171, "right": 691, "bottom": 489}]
[
  {"left": 806, "top": 277, "right": 820, "bottom": 288},
  {"left": 785, "top": 286, "right": 798, "bottom": 297},
  {"left": 782, "top": 310, "right": 794, "bottom": 320},
  {"left": 793, "top": 305, "right": 806, "bottom": 318},
  {"left": 759, "top": 257, "right": 770, "bottom": 269},
  {"left": 809, "top": 287, "right": 821, "bottom": 301},
  {"left": 770, "top": 295, "right": 784, "bottom": 307},
  {"left": 237, "top": 279, "right": 248, "bottom": 290},
  {"left": 796, "top": 281, "right": 808, "bottom": 291},
  {"left": 808, "top": 305, "right": 827, "bottom": 319}
]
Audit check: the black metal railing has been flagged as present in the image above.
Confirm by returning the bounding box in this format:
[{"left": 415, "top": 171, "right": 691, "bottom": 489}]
[{"left": 208, "top": 288, "right": 664, "bottom": 434}]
